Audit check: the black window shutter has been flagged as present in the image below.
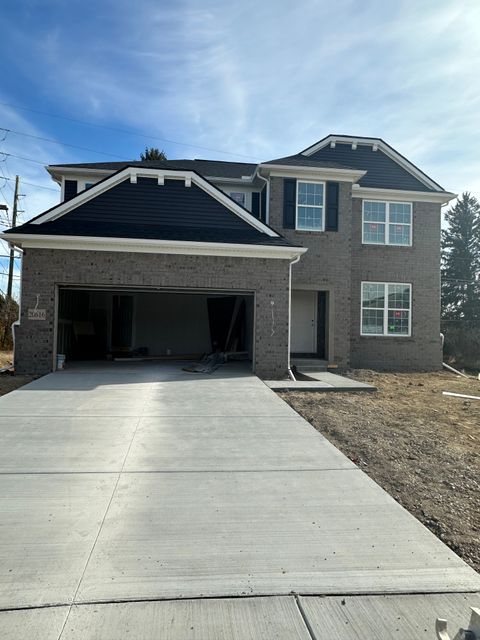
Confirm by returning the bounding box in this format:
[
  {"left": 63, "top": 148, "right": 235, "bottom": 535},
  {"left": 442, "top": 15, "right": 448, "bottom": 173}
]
[
  {"left": 283, "top": 178, "right": 296, "bottom": 228},
  {"left": 325, "top": 181, "right": 339, "bottom": 231},
  {"left": 260, "top": 187, "right": 267, "bottom": 223},
  {"left": 251, "top": 192, "right": 260, "bottom": 219},
  {"left": 64, "top": 180, "right": 78, "bottom": 201}
]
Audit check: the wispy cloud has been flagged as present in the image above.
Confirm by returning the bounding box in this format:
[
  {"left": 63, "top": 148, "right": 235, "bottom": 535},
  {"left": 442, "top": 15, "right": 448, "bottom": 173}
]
[{"left": 1, "top": 0, "right": 480, "bottom": 229}]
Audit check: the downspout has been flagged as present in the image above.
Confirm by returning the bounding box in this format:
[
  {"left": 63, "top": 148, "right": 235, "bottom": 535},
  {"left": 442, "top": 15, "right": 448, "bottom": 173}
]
[
  {"left": 288, "top": 254, "right": 301, "bottom": 381},
  {"left": 255, "top": 166, "right": 270, "bottom": 225},
  {"left": 9, "top": 243, "right": 22, "bottom": 369}
]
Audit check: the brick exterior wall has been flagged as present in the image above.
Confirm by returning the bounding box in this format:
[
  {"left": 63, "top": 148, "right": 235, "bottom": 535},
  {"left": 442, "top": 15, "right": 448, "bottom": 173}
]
[
  {"left": 269, "top": 177, "right": 353, "bottom": 368},
  {"left": 350, "top": 198, "right": 442, "bottom": 370},
  {"left": 268, "top": 177, "right": 442, "bottom": 371},
  {"left": 15, "top": 249, "right": 291, "bottom": 379}
]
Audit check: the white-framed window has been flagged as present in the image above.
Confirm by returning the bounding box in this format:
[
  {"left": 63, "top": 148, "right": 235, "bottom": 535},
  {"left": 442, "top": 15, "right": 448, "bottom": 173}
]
[
  {"left": 361, "top": 282, "right": 412, "bottom": 336},
  {"left": 230, "top": 191, "right": 246, "bottom": 207},
  {"left": 362, "top": 200, "right": 412, "bottom": 246},
  {"left": 296, "top": 180, "right": 325, "bottom": 231}
]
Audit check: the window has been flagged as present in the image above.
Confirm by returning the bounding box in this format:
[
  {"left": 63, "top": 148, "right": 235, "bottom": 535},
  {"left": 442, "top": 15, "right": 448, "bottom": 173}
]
[
  {"left": 362, "top": 201, "right": 412, "bottom": 246},
  {"left": 296, "top": 181, "right": 325, "bottom": 231},
  {"left": 84, "top": 182, "right": 94, "bottom": 190},
  {"left": 361, "top": 282, "right": 411, "bottom": 336},
  {"left": 230, "top": 191, "right": 246, "bottom": 207}
]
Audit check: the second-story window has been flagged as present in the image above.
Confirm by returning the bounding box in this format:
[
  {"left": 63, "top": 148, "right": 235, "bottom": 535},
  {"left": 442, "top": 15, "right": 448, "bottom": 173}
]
[
  {"left": 362, "top": 200, "right": 412, "bottom": 246},
  {"left": 296, "top": 181, "right": 325, "bottom": 231},
  {"left": 230, "top": 192, "right": 246, "bottom": 207}
]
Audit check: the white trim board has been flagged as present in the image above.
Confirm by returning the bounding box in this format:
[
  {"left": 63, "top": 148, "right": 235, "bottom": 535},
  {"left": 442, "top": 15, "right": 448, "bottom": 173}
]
[
  {"left": 352, "top": 185, "right": 456, "bottom": 204},
  {"left": 2, "top": 232, "right": 307, "bottom": 260},
  {"left": 47, "top": 166, "right": 257, "bottom": 186},
  {"left": 34, "top": 167, "right": 278, "bottom": 237},
  {"left": 259, "top": 163, "right": 366, "bottom": 183},
  {"left": 301, "top": 135, "right": 444, "bottom": 192}
]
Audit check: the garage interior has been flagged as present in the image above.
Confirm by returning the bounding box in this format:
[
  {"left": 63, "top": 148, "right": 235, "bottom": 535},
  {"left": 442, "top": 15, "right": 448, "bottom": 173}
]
[{"left": 56, "top": 288, "right": 254, "bottom": 367}]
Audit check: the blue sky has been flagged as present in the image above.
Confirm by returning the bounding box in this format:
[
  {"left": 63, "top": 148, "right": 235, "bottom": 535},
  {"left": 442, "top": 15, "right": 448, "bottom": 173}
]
[{"left": 1, "top": 0, "right": 480, "bottom": 294}]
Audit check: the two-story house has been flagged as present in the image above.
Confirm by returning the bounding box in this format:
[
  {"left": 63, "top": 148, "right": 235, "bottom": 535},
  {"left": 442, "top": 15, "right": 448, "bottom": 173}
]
[{"left": 2, "top": 134, "right": 455, "bottom": 378}]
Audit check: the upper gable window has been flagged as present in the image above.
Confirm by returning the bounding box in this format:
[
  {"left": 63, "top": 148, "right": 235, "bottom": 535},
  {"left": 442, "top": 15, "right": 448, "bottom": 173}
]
[
  {"left": 230, "top": 191, "right": 246, "bottom": 207},
  {"left": 296, "top": 181, "right": 325, "bottom": 231},
  {"left": 362, "top": 200, "right": 412, "bottom": 246}
]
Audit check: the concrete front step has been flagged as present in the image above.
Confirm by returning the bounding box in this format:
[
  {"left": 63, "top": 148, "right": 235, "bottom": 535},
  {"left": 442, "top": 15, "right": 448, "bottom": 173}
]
[{"left": 291, "top": 358, "right": 329, "bottom": 372}]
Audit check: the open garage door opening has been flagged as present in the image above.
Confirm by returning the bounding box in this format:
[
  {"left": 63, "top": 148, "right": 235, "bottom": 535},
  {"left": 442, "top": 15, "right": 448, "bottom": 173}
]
[{"left": 56, "top": 288, "right": 255, "bottom": 369}]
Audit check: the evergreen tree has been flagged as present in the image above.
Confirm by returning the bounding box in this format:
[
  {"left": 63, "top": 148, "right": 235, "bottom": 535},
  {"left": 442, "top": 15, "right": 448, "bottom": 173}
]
[
  {"left": 140, "top": 147, "right": 167, "bottom": 162},
  {"left": 441, "top": 192, "right": 480, "bottom": 327}
]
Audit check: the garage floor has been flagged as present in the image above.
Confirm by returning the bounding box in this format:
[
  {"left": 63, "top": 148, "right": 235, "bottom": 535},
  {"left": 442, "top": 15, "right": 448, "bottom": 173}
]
[{"left": 0, "top": 361, "right": 478, "bottom": 639}]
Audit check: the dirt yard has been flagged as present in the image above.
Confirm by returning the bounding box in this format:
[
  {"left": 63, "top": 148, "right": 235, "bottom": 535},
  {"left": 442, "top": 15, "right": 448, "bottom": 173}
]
[
  {"left": 279, "top": 370, "right": 480, "bottom": 573},
  {"left": 0, "top": 351, "right": 36, "bottom": 397}
]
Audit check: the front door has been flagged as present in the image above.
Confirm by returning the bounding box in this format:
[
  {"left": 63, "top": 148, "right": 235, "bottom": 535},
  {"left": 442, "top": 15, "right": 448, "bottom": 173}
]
[{"left": 291, "top": 290, "right": 317, "bottom": 354}]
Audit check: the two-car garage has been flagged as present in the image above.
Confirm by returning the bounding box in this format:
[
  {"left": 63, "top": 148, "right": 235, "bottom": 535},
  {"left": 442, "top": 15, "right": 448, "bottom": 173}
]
[{"left": 57, "top": 287, "right": 255, "bottom": 366}]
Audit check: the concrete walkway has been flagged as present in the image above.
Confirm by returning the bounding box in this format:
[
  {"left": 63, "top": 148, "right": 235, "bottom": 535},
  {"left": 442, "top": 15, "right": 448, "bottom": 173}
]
[
  {"left": 0, "top": 361, "right": 478, "bottom": 639},
  {"left": 265, "top": 370, "right": 376, "bottom": 392}
]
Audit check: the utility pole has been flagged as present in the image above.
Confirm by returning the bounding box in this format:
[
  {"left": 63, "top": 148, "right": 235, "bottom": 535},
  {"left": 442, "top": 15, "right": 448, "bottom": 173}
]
[{"left": 6, "top": 175, "right": 19, "bottom": 299}]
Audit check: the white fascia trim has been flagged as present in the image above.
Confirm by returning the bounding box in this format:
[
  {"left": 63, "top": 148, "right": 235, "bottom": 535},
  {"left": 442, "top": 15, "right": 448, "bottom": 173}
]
[
  {"left": 206, "top": 175, "right": 256, "bottom": 184},
  {"left": 259, "top": 164, "right": 366, "bottom": 183},
  {"left": 34, "top": 167, "right": 279, "bottom": 237},
  {"left": 302, "top": 135, "right": 443, "bottom": 192},
  {"left": 47, "top": 166, "right": 257, "bottom": 185},
  {"left": 1, "top": 233, "right": 307, "bottom": 260},
  {"left": 46, "top": 166, "right": 112, "bottom": 185},
  {"left": 352, "top": 185, "right": 457, "bottom": 205}
]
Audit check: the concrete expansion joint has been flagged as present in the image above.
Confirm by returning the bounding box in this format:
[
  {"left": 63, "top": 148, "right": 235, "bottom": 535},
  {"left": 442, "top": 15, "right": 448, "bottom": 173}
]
[
  {"left": 295, "top": 594, "right": 319, "bottom": 640},
  {"left": 0, "top": 467, "right": 363, "bottom": 475},
  {"left": 1, "top": 589, "right": 479, "bottom": 615}
]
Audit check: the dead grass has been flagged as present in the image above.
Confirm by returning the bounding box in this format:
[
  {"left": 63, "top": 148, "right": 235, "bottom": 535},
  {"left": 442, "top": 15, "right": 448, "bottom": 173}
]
[
  {"left": 0, "top": 350, "right": 13, "bottom": 369},
  {"left": 279, "top": 370, "right": 480, "bottom": 572},
  {"left": 0, "top": 350, "right": 37, "bottom": 397}
]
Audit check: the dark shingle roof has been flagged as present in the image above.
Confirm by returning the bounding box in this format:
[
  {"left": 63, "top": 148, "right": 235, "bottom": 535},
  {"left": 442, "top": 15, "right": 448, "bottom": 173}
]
[
  {"left": 265, "top": 137, "right": 444, "bottom": 192},
  {"left": 6, "top": 176, "right": 292, "bottom": 248},
  {"left": 50, "top": 159, "right": 257, "bottom": 180},
  {"left": 263, "top": 155, "right": 358, "bottom": 170},
  {"left": 48, "top": 136, "right": 444, "bottom": 192}
]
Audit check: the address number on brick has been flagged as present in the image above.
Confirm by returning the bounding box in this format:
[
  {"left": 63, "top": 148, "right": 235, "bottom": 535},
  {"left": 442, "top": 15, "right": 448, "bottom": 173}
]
[{"left": 28, "top": 308, "right": 47, "bottom": 320}]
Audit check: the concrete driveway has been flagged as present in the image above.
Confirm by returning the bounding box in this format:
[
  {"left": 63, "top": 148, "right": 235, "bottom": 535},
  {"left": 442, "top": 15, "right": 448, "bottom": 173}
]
[{"left": 0, "top": 362, "right": 478, "bottom": 639}]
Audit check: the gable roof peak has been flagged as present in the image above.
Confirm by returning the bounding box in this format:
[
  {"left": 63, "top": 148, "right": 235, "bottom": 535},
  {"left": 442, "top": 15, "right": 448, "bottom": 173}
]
[{"left": 299, "top": 134, "right": 444, "bottom": 192}]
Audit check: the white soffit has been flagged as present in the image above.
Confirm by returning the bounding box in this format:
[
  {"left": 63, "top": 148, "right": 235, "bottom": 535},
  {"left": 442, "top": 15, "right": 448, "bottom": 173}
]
[
  {"left": 1, "top": 233, "right": 307, "bottom": 260},
  {"left": 352, "top": 185, "right": 457, "bottom": 204}
]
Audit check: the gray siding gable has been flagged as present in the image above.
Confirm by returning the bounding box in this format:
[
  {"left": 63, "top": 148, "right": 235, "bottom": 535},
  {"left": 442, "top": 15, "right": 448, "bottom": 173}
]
[
  {"left": 7, "top": 177, "right": 293, "bottom": 247},
  {"left": 307, "top": 143, "right": 434, "bottom": 191}
]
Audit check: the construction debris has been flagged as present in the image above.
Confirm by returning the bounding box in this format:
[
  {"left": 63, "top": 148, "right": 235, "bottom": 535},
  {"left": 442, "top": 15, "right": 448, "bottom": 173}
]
[
  {"left": 0, "top": 364, "right": 14, "bottom": 375},
  {"left": 443, "top": 391, "right": 480, "bottom": 401},
  {"left": 182, "top": 352, "right": 225, "bottom": 374},
  {"left": 443, "top": 362, "right": 471, "bottom": 379},
  {"left": 436, "top": 606, "right": 480, "bottom": 640}
]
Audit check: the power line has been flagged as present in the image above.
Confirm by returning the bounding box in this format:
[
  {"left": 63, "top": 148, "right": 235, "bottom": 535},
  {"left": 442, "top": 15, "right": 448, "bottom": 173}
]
[
  {"left": 0, "top": 127, "right": 127, "bottom": 160},
  {"left": 0, "top": 100, "right": 261, "bottom": 161},
  {"left": 0, "top": 175, "right": 58, "bottom": 191},
  {"left": 0, "top": 151, "right": 48, "bottom": 166}
]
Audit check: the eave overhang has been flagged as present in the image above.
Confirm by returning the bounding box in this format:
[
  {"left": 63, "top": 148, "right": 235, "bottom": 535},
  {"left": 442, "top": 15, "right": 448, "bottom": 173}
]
[
  {"left": 351, "top": 185, "right": 457, "bottom": 205},
  {"left": 1, "top": 233, "right": 307, "bottom": 260},
  {"left": 259, "top": 163, "right": 366, "bottom": 183}
]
